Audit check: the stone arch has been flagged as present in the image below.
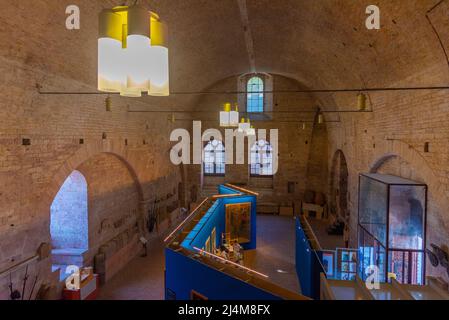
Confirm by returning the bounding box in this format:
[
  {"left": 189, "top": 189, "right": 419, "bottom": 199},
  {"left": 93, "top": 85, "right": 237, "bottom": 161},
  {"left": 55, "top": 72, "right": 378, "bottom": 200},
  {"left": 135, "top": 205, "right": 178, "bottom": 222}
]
[
  {"left": 50, "top": 170, "right": 88, "bottom": 250},
  {"left": 368, "top": 139, "right": 447, "bottom": 210},
  {"left": 42, "top": 141, "right": 145, "bottom": 216},
  {"left": 329, "top": 149, "right": 349, "bottom": 220},
  {"left": 369, "top": 153, "right": 397, "bottom": 173}
]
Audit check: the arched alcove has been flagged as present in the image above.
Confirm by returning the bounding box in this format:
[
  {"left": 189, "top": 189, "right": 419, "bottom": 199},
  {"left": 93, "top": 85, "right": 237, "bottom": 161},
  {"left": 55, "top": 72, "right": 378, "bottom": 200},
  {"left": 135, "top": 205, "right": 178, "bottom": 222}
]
[
  {"left": 329, "top": 150, "right": 349, "bottom": 220},
  {"left": 50, "top": 170, "right": 88, "bottom": 250}
]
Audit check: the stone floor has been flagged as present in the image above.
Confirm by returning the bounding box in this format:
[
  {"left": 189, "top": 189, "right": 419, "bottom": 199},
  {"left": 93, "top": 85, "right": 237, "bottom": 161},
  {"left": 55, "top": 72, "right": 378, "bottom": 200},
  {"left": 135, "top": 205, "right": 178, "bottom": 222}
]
[
  {"left": 98, "top": 214, "right": 299, "bottom": 300},
  {"left": 98, "top": 236, "right": 166, "bottom": 300},
  {"left": 244, "top": 215, "right": 300, "bottom": 294}
]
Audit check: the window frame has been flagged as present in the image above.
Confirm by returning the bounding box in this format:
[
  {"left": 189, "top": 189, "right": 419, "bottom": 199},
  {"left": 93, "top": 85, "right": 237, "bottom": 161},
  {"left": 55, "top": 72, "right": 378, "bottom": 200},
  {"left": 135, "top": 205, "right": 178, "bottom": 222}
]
[
  {"left": 246, "top": 76, "right": 264, "bottom": 113},
  {"left": 203, "top": 140, "right": 226, "bottom": 177},
  {"left": 249, "top": 140, "right": 274, "bottom": 177}
]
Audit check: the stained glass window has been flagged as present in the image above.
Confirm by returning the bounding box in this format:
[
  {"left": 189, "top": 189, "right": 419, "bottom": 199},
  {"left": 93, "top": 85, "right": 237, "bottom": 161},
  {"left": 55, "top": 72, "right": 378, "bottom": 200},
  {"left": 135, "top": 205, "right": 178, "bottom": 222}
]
[
  {"left": 204, "top": 140, "right": 225, "bottom": 175},
  {"left": 250, "top": 140, "right": 273, "bottom": 176},
  {"left": 247, "top": 76, "right": 264, "bottom": 112}
]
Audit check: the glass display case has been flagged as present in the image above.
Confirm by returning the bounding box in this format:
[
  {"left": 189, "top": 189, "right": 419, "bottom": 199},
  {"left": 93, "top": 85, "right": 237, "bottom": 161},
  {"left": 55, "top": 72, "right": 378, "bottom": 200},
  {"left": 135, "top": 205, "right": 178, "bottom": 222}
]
[{"left": 358, "top": 173, "right": 427, "bottom": 285}]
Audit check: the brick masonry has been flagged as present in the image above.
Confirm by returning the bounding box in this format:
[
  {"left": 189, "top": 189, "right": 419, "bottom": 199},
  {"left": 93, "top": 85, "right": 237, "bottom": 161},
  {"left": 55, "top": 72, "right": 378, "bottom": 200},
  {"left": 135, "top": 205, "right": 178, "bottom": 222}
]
[{"left": 1, "top": 0, "right": 449, "bottom": 297}]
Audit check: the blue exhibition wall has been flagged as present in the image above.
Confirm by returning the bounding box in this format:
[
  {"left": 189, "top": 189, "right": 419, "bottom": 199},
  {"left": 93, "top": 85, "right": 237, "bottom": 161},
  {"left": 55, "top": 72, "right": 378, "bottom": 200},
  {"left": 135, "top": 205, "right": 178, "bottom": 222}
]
[
  {"left": 166, "top": 184, "right": 265, "bottom": 300},
  {"left": 295, "top": 218, "right": 324, "bottom": 300},
  {"left": 181, "top": 199, "right": 224, "bottom": 251},
  {"left": 217, "top": 184, "right": 239, "bottom": 195},
  {"left": 165, "top": 248, "right": 282, "bottom": 300},
  {"left": 181, "top": 187, "right": 257, "bottom": 252}
]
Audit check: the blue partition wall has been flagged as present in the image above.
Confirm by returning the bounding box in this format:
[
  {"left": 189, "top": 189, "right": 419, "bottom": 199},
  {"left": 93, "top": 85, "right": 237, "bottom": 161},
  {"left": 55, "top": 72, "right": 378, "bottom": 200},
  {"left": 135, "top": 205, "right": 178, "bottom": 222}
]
[
  {"left": 165, "top": 249, "right": 282, "bottom": 300},
  {"left": 181, "top": 200, "right": 224, "bottom": 251},
  {"left": 295, "top": 218, "right": 324, "bottom": 299},
  {"left": 165, "top": 185, "right": 263, "bottom": 300},
  {"left": 181, "top": 189, "right": 257, "bottom": 251},
  {"left": 217, "top": 184, "right": 239, "bottom": 195}
]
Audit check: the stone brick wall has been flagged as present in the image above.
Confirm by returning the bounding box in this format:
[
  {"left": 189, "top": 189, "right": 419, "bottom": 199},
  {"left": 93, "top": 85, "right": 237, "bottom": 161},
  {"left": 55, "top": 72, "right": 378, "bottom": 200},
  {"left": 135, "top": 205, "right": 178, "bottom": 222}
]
[
  {"left": 2, "top": 0, "right": 449, "bottom": 296},
  {"left": 76, "top": 153, "right": 140, "bottom": 265},
  {"left": 0, "top": 0, "right": 188, "bottom": 298},
  {"left": 325, "top": 87, "right": 449, "bottom": 282},
  {"left": 185, "top": 74, "right": 328, "bottom": 208}
]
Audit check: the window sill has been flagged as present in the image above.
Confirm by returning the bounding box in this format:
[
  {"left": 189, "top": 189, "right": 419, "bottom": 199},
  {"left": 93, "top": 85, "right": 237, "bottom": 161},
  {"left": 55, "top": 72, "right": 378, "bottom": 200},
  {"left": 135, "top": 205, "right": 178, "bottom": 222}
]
[{"left": 250, "top": 175, "right": 274, "bottom": 178}]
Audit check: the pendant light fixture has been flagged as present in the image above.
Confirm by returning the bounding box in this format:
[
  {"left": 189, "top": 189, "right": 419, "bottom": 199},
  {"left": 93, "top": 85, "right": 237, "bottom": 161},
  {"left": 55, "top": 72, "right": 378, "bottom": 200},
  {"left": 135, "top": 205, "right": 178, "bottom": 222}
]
[
  {"left": 238, "top": 117, "right": 250, "bottom": 134},
  {"left": 229, "top": 103, "right": 239, "bottom": 127},
  {"left": 149, "top": 13, "right": 169, "bottom": 96},
  {"left": 318, "top": 112, "right": 324, "bottom": 124},
  {"left": 98, "top": 5, "right": 169, "bottom": 97},
  {"left": 220, "top": 103, "right": 231, "bottom": 127},
  {"left": 219, "top": 103, "right": 239, "bottom": 127},
  {"left": 246, "top": 125, "right": 256, "bottom": 137},
  {"left": 357, "top": 93, "right": 367, "bottom": 111}
]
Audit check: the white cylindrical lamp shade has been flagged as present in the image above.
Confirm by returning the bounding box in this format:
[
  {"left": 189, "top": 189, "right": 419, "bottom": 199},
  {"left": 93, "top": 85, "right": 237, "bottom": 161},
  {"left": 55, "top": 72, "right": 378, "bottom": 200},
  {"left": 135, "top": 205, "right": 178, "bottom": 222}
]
[
  {"left": 238, "top": 122, "right": 250, "bottom": 133},
  {"left": 126, "top": 35, "right": 151, "bottom": 91},
  {"left": 98, "top": 10, "right": 125, "bottom": 92},
  {"left": 229, "top": 110, "right": 239, "bottom": 127},
  {"left": 149, "top": 18, "right": 169, "bottom": 96},
  {"left": 126, "top": 6, "right": 151, "bottom": 92},
  {"left": 220, "top": 111, "right": 230, "bottom": 127}
]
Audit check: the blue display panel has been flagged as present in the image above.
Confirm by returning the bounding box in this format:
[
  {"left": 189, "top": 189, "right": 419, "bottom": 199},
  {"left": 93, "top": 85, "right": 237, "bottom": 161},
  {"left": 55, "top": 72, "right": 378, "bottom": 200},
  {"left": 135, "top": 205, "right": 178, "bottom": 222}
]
[
  {"left": 165, "top": 184, "right": 263, "bottom": 300},
  {"left": 165, "top": 249, "right": 282, "bottom": 300},
  {"left": 295, "top": 218, "right": 324, "bottom": 299}
]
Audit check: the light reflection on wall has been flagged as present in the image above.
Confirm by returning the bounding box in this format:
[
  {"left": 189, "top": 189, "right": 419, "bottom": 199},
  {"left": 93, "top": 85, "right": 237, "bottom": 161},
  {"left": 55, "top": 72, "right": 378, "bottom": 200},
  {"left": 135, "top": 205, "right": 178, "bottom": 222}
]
[{"left": 50, "top": 170, "right": 88, "bottom": 249}]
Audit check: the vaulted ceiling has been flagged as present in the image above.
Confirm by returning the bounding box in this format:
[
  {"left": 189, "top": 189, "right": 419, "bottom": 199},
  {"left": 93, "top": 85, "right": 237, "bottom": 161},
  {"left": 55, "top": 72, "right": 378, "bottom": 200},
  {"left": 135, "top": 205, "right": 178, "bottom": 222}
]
[
  {"left": 3, "top": 0, "right": 448, "bottom": 109},
  {"left": 154, "top": 0, "right": 449, "bottom": 91}
]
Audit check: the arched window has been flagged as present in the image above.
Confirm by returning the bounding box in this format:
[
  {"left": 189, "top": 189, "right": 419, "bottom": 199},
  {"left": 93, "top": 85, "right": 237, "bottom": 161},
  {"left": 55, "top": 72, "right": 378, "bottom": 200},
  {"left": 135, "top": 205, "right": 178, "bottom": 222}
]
[
  {"left": 204, "top": 140, "right": 225, "bottom": 176},
  {"left": 250, "top": 140, "right": 273, "bottom": 176},
  {"left": 247, "top": 76, "right": 264, "bottom": 112},
  {"left": 50, "top": 170, "right": 88, "bottom": 250}
]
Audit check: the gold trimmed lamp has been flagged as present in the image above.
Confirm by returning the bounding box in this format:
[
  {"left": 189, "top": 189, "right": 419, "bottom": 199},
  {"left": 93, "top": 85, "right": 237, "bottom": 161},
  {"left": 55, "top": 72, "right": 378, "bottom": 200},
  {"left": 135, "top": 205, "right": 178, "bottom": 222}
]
[
  {"left": 220, "top": 103, "right": 231, "bottom": 127},
  {"left": 238, "top": 117, "right": 250, "bottom": 133},
  {"left": 357, "top": 93, "right": 367, "bottom": 111},
  {"left": 246, "top": 125, "right": 256, "bottom": 136},
  {"left": 98, "top": 5, "right": 169, "bottom": 97},
  {"left": 229, "top": 103, "right": 239, "bottom": 127},
  {"left": 318, "top": 112, "right": 324, "bottom": 124},
  {"left": 149, "top": 13, "right": 169, "bottom": 96}
]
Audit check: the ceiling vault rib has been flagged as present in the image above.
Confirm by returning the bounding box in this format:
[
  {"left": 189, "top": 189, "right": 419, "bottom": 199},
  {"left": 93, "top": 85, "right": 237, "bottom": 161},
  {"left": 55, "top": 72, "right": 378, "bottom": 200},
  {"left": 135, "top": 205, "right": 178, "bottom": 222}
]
[
  {"left": 425, "top": 0, "right": 449, "bottom": 69},
  {"left": 237, "top": 0, "right": 256, "bottom": 73}
]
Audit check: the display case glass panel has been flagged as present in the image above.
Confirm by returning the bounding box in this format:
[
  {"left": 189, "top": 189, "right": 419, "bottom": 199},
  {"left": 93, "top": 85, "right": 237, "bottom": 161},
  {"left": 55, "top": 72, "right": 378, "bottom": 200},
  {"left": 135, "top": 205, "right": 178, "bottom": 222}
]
[
  {"left": 357, "top": 174, "right": 427, "bottom": 285},
  {"left": 359, "top": 175, "right": 388, "bottom": 246},
  {"left": 388, "top": 185, "right": 426, "bottom": 250}
]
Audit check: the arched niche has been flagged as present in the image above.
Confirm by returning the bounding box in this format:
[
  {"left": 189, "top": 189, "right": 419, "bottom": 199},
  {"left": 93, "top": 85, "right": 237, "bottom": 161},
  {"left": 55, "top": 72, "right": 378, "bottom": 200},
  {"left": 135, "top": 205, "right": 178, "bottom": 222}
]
[{"left": 50, "top": 170, "right": 88, "bottom": 250}]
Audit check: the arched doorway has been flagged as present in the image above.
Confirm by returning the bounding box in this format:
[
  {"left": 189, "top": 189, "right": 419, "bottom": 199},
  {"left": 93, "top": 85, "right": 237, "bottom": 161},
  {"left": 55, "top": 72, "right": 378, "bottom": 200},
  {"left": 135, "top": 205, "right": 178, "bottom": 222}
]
[
  {"left": 50, "top": 170, "right": 88, "bottom": 250},
  {"left": 50, "top": 170, "right": 88, "bottom": 277},
  {"left": 329, "top": 150, "right": 349, "bottom": 220}
]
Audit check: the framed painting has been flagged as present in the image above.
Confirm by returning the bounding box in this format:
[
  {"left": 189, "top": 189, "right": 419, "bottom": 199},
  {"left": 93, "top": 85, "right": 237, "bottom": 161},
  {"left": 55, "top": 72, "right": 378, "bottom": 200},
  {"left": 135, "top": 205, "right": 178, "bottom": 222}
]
[{"left": 225, "top": 202, "right": 251, "bottom": 244}]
